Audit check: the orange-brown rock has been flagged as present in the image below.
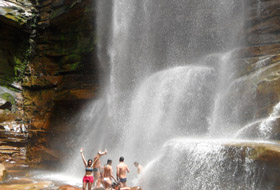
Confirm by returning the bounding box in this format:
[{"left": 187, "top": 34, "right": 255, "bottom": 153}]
[
  {"left": 27, "top": 145, "right": 60, "bottom": 167},
  {"left": 17, "top": 0, "right": 99, "bottom": 168},
  {"left": 58, "top": 185, "right": 81, "bottom": 190},
  {"left": 6, "top": 177, "right": 34, "bottom": 184},
  {"left": 0, "top": 163, "right": 7, "bottom": 181},
  {"left": 0, "top": 181, "right": 53, "bottom": 190},
  {"left": 238, "top": 44, "right": 280, "bottom": 58}
]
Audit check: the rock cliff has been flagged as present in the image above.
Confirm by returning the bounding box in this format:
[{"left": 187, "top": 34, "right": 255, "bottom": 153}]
[
  {"left": 0, "top": 0, "right": 98, "bottom": 168},
  {"left": 233, "top": 0, "right": 280, "bottom": 138}
]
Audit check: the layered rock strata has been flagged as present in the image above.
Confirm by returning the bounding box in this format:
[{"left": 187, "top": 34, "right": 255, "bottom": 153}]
[
  {"left": 0, "top": 0, "right": 98, "bottom": 168},
  {"left": 232, "top": 0, "right": 280, "bottom": 138},
  {"left": 23, "top": 0, "right": 98, "bottom": 167},
  {"left": 0, "top": 0, "right": 35, "bottom": 168}
]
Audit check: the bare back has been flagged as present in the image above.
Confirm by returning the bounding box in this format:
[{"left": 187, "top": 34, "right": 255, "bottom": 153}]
[
  {"left": 117, "top": 162, "right": 129, "bottom": 179},
  {"left": 104, "top": 165, "right": 113, "bottom": 178},
  {"left": 137, "top": 165, "right": 143, "bottom": 174}
]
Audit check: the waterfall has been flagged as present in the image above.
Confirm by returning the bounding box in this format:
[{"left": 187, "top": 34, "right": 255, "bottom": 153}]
[
  {"left": 235, "top": 102, "right": 280, "bottom": 140},
  {"left": 62, "top": 0, "right": 280, "bottom": 189},
  {"left": 140, "top": 139, "right": 275, "bottom": 190},
  {"left": 122, "top": 66, "right": 216, "bottom": 161},
  {"left": 258, "top": 102, "right": 280, "bottom": 138}
]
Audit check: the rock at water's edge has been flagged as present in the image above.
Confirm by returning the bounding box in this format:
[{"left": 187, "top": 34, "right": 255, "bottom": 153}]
[
  {"left": 0, "top": 163, "right": 7, "bottom": 181},
  {"left": 58, "top": 184, "right": 81, "bottom": 190}
]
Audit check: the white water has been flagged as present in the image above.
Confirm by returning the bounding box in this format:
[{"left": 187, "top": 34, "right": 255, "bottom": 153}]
[
  {"left": 236, "top": 101, "right": 280, "bottom": 140},
  {"left": 259, "top": 102, "right": 280, "bottom": 138},
  {"left": 141, "top": 138, "right": 277, "bottom": 190},
  {"left": 45, "top": 0, "right": 280, "bottom": 189}
]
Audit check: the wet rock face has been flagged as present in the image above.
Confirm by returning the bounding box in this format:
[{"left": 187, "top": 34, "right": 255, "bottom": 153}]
[
  {"left": 236, "top": 116, "right": 280, "bottom": 140},
  {"left": 246, "top": 0, "right": 280, "bottom": 46},
  {"left": 0, "top": 0, "right": 98, "bottom": 168},
  {"left": 227, "top": 0, "right": 280, "bottom": 138},
  {"left": 23, "top": 0, "right": 98, "bottom": 168},
  {"left": 0, "top": 0, "right": 34, "bottom": 168}
]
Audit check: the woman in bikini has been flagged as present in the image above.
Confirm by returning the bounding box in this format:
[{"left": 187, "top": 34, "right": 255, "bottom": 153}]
[{"left": 80, "top": 148, "right": 94, "bottom": 190}]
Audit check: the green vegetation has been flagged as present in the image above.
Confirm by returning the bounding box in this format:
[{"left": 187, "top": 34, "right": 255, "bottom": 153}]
[
  {"left": 14, "top": 56, "right": 28, "bottom": 82},
  {"left": 0, "top": 92, "right": 15, "bottom": 105}
]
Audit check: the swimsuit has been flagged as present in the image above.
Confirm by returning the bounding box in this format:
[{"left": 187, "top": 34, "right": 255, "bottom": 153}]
[
  {"left": 83, "top": 166, "right": 94, "bottom": 183},
  {"left": 103, "top": 177, "right": 110, "bottom": 181},
  {"left": 83, "top": 175, "right": 94, "bottom": 183},
  {"left": 86, "top": 167, "right": 93, "bottom": 172},
  {"left": 120, "top": 178, "right": 127, "bottom": 183},
  {"left": 93, "top": 168, "right": 99, "bottom": 172}
]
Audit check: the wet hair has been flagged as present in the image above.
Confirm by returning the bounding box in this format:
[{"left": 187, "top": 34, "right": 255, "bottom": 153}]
[
  {"left": 119, "top": 156, "right": 124, "bottom": 162},
  {"left": 107, "top": 159, "right": 112, "bottom": 164},
  {"left": 134, "top": 161, "right": 139, "bottom": 166},
  {"left": 88, "top": 159, "right": 93, "bottom": 165}
]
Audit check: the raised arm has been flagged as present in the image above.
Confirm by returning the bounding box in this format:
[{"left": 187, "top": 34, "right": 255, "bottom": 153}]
[
  {"left": 80, "top": 148, "right": 87, "bottom": 166},
  {"left": 92, "top": 149, "right": 107, "bottom": 166},
  {"left": 99, "top": 149, "right": 108, "bottom": 156}
]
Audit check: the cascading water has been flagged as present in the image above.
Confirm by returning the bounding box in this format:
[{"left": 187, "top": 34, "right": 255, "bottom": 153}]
[
  {"left": 60, "top": 0, "right": 280, "bottom": 189},
  {"left": 140, "top": 139, "right": 276, "bottom": 190}
]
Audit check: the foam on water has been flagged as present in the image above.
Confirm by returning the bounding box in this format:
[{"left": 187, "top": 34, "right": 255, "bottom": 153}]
[{"left": 31, "top": 171, "right": 81, "bottom": 187}]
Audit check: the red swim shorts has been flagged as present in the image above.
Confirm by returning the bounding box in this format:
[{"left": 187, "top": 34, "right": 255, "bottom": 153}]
[{"left": 83, "top": 175, "right": 94, "bottom": 183}]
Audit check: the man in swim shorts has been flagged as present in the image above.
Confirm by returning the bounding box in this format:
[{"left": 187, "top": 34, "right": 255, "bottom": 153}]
[
  {"left": 117, "top": 156, "right": 130, "bottom": 188},
  {"left": 103, "top": 159, "right": 117, "bottom": 189}
]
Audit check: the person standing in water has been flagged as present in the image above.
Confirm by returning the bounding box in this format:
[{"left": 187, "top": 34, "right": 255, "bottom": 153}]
[
  {"left": 80, "top": 148, "right": 94, "bottom": 190},
  {"left": 133, "top": 162, "right": 143, "bottom": 174},
  {"left": 93, "top": 149, "right": 107, "bottom": 185},
  {"left": 117, "top": 156, "right": 130, "bottom": 188},
  {"left": 103, "top": 159, "right": 117, "bottom": 189}
]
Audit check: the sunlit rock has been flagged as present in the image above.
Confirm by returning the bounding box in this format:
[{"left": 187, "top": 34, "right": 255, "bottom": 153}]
[
  {"left": 0, "top": 0, "right": 32, "bottom": 26},
  {"left": 58, "top": 185, "right": 81, "bottom": 190},
  {"left": 0, "top": 180, "right": 53, "bottom": 190},
  {"left": 6, "top": 177, "right": 34, "bottom": 184},
  {"left": 0, "top": 163, "right": 7, "bottom": 181}
]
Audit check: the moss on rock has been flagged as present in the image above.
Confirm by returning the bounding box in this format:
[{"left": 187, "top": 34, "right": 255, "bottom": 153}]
[{"left": 0, "top": 93, "right": 15, "bottom": 105}]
